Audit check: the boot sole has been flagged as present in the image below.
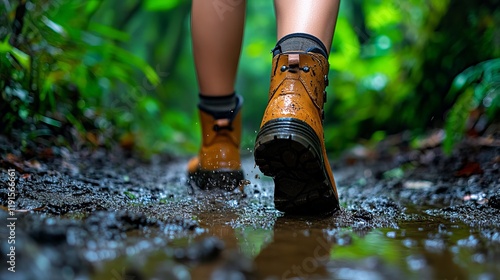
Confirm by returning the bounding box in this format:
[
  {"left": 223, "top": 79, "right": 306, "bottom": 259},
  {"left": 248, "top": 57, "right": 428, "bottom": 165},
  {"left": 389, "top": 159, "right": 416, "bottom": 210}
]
[
  {"left": 188, "top": 169, "right": 244, "bottom": 191},
  {"left": 254, "top": 118, "right": 339, "bottom": 215}
]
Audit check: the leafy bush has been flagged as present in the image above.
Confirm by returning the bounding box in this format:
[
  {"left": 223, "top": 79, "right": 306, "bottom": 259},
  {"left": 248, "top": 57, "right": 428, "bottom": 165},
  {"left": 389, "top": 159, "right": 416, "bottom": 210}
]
[
  {"left": 1, "top": 1, "right": 159, "bottom": 150},
  {"left": 444, "top": 58, "right": 500, "bottom": 153}
]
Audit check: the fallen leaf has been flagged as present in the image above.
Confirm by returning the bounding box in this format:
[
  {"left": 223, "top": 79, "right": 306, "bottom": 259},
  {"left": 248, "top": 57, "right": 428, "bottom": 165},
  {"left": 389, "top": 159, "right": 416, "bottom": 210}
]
[
  {"left": 1, "top": 153, "right": 25, "bottom": 172},
  {"left": 86, "top": 132, "right": 99, "bottom": 146},
  {"left": 455, "top": 162, "right": 483, "bottom": 177},
  {"left": 25, "top": 159, "right": 42, "bottom": 170},
  {"left": 39, "top": 147, "right": 54, "bottom": 159}
]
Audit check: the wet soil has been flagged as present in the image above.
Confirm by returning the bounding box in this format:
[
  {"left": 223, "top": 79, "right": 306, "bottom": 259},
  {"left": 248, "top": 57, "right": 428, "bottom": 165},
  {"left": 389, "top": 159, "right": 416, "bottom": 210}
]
[{"left": 0, "top": 135, "right": 499, "bottom": 280}]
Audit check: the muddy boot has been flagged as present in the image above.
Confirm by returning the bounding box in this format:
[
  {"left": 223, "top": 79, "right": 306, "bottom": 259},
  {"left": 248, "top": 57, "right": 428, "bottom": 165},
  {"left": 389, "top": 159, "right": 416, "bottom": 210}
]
[
  {"left": 187, "top": 95, "right": 244, "bottom": 190},
  {"left": 254, "top": 51, "right": 340, "bottom": 215}
]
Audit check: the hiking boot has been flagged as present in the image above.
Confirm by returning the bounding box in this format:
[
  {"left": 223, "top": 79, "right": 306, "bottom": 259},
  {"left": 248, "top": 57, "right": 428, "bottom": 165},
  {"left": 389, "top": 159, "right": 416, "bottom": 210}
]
[
  {"left": 254, "top": 52, "right": 340, "bottom": 215},
  {"left": 187, "top": 96, "right": 244, "bottom": 190}
]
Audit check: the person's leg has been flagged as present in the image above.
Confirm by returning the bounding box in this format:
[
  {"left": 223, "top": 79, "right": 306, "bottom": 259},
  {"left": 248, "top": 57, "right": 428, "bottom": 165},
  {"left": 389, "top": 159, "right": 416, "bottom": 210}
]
[
  {"left": 254, "top": 0, "right": 341, "bottom": 214},
  {"left": 188, "top": 0, "right": 246, "bottom": 190},
  {"left": 274, "top": 0, "right": 340, "bottom": 51},
  {"left": 191, "top": 0, "right": 246, "bottom": 96}
]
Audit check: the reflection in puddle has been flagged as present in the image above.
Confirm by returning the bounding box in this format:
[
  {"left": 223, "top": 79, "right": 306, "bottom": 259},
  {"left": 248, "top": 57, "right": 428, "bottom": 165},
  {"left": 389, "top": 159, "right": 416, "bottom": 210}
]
[
  {"left": 93, "top": 207, "right": 500, "bottom": 280},
  {"left": 187, "top": 211, "right": 498, "bottom": 279},
  {"left": 92, "top": 159, "right": 500, "bottom": 280},
  {"left": 92, "top": 207, "right": 500, "bottom": 280}
]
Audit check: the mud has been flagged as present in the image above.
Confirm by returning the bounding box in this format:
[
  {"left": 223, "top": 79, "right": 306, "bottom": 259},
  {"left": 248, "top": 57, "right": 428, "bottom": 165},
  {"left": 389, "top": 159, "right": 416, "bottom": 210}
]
[{"left": 0, "top": 136, "right": 499, "bottom": 280}]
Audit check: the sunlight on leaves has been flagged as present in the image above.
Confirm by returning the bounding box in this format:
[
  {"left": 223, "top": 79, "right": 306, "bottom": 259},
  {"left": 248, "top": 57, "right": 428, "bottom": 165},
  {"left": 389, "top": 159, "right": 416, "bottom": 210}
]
[
  {"left": 42, "top": 16, "right": 67, "bottom": 36},
  {"left": 366, "top": 2, "right": 402, "bottom": 30},
  {"left": 330, "top": 17, "right": 360, "bottom": 71}
]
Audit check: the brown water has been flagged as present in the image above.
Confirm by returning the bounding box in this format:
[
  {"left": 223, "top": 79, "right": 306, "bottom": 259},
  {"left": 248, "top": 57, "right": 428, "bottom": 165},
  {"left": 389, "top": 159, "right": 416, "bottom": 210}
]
[
  {"left": 93, "top": 205, "right": 499, "bottom": 280},
  {"left": 88, "top": 157, "right": 500, "bottom": 280},
  {"left": 193, "top": 213, "right": 495, "bottom": 279}
]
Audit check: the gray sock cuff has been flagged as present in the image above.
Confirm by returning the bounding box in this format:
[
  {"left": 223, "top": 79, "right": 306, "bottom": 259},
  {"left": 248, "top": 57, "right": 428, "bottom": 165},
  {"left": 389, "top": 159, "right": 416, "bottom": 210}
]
[
  {"left": 198, "top": 93, "right": 242, "bottom": 119},
  {"left": 272, "top": 33, "right": 328, "bottom": 58}
]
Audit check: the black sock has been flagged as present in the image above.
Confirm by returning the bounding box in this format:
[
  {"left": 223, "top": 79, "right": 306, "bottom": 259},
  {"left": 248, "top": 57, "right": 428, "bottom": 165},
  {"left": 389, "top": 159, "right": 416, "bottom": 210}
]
[
  {"left": 198, "top": 92, "right": 238, "bottom": 119},
  {"left": 272, "top": 33, "right": 328, "bottom": 58}
]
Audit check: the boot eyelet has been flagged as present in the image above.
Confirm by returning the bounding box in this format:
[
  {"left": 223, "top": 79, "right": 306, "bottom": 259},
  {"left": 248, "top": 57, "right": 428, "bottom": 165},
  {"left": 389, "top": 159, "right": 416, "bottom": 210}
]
[
  {"left": 280, "top": 65, "right": 288, "bottom": 72},
  {"left": 324, "top": 75, "right": 329, "bottom": 86},
  {"left": 302, "top": 66, "right": 310, "bottom": 73}
]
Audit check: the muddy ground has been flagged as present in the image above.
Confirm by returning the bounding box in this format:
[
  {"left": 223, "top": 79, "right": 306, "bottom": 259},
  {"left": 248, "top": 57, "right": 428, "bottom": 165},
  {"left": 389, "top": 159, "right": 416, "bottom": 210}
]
[{"left": 0, "top": 134, "right": 499, "bottom": 280}]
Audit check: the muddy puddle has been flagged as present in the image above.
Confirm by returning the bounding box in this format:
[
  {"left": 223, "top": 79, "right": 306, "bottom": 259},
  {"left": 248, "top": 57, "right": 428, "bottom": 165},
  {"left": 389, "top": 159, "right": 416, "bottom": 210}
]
[
  {"left": 1, "top": 143, "right": 499, "bottom": 279},
  {"left": 91, "top": 201, "right": 500, "bottom": 280}
]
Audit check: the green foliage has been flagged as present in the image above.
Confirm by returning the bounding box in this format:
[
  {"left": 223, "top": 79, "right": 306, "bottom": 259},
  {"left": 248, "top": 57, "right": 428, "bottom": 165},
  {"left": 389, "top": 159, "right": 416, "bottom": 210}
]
[
  {"left": 1, "top": 0, "right": 498, "bottom": 156},
  {"left": 90, "top": 0, "right": 196, "bottom": 156},
  {"left": 443, "top": 59, "right": 500, "bottom": 153},
  {"left": 324, "top": 0, "right": 499, "bottom": 152},
  {"left": 0, "top": 0, "right": 159, "bottom": 150}
]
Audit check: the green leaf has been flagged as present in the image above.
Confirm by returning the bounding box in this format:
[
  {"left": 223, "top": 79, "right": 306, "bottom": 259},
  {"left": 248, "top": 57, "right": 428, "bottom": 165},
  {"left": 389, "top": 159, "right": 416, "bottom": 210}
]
[
  {"left": 42, "top": 16, "right": 67, "bottom": 36},
  {"left": 0, "top": 36, "right": 12, "bottom": 52},
  {"left": 443, "top": 87, "right": 474, "bottom": 155},
  {"left": 65, "top": 112, "right": 86, "bottom": 134},
  {"left": 124, "top": 191, "right": 137, "bottom": 200},
  {"left": 444, "top": 58, "right": 500, "bottom": 154},
  {"left": 89, "top": 23, "right": 130, "bottom": 42},
  {"left": 10, "top": 47, "right": 31, "bottom": 70},
  {"left": 0, "top": 38, "right": 31, "bottom": 70},
  {"left": 110, "top": 45, "right": 160, "bottom": 86},
  {"left": 85, "top": 0, "right": 101, "bottom": 14},
  {"left": 36, "top": 115, "right": 62, "bottom": 128},
  {"left": 144, "top": 0, "right": 183, "bottom": 11}
]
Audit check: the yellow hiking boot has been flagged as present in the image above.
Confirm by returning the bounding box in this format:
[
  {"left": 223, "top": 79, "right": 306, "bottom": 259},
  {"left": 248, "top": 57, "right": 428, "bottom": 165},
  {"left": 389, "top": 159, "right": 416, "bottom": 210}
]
[
  {"left": 187, "top": 96, "right": 244, "bottom": 190},
  {"left": 254, "top": 52, "right": 340, "bottom": 214}
]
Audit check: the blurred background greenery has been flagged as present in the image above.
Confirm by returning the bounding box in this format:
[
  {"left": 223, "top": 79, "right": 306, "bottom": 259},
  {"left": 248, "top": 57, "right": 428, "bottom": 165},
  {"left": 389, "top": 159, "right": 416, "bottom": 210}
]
[{"left": 1, "top": 0, "right": 499, "bottom": 158}]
